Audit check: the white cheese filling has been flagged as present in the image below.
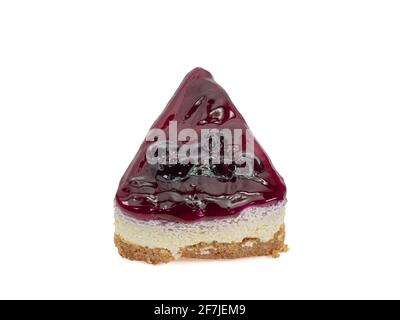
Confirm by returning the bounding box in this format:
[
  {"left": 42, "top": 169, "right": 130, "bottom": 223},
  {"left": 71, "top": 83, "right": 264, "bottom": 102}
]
[{"left": 115, "top": 202, "right": 285, "bottom": 258}]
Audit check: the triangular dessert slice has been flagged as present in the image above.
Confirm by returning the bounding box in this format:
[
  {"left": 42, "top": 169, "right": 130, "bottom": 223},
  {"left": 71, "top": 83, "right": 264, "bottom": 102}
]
[{"left": 115, "top": 68, "right": 287, "bottom": 263}]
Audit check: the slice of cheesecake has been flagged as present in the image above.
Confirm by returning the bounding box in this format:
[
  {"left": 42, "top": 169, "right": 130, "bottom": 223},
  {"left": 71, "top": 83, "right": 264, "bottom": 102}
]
[{"left": 114, "top": 68, "right": 287, "bottom": 264}]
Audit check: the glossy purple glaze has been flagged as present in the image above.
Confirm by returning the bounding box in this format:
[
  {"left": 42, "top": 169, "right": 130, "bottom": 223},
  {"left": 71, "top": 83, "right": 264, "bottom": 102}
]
[{"left": 115, "top": 68, "right": 286, "bottom": 222}]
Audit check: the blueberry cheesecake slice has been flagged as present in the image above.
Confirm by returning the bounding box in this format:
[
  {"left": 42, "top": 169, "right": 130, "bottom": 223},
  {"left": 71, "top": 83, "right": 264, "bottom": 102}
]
[{"left": 114, "top": 68, "right": 287, "bottom": 264}]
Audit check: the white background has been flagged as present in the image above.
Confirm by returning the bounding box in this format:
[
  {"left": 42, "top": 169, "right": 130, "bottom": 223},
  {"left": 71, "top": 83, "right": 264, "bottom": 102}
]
[{"left": 0, "top": 1, "right": 399, "bottom": 300}]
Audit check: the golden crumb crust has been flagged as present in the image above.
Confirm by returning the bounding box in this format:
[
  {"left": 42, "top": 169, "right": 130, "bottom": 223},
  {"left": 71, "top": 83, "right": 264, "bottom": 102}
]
[{"left": 115, "top": 224, "right": 288, "bottom": 264}]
